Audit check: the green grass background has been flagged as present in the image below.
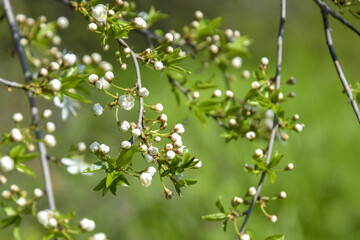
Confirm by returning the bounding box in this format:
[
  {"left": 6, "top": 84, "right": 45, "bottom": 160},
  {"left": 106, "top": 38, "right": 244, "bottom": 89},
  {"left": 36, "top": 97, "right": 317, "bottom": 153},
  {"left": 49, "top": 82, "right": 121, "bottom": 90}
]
[{"left": 0, "top": 0, "right": 360, "bottom": 239}]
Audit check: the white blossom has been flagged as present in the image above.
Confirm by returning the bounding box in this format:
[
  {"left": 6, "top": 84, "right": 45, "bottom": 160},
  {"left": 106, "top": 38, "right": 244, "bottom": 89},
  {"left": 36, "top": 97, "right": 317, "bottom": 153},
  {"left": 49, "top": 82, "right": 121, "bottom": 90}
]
[
  {"left": 10, "top": 128, "right": 23, "bottom": 142},
  {"left": 261, "top": 57, "right": 269, "bottom": 65},
  {"left": 279, "top": 191, "right": 287, "bottom": 199},
  {"left": 48, "top": 218, "right": 58, "bottom": 228},
  {"left": 213, "top": 89, "right": 222, "bottom": 97},
  {"left": 225, "top": 90, "right": 234, "bottom": 99},
  {"left": 229, "top": 119, "right": 237, "bottom": 126},
  {"left": 56, "top": 16, "right": 69, "bottom": 29},
  {"left": 133, "top": 17, "right": 147, "bottom": 29},
  {"left": 99, "top": 144, "right": 110, "bottom": 154},
  {"left": 154, "top": 103, "right": 163, "bottom": 113},
  {"left": 251, "top": 81, "right": 260, "bottom": 89},
  {"left": 294, "top": 123, "right": 303, "bottom": 132},
  {"left": 16, "top": 14, "right": 26, "bottom": 23},
  {"left": 2, "top": 190, "right": 11, "bottom": 199},
  {"left": 121, "top": 141, "right": 131, "bottom": 149},
  {"left": 286, "top": 163, "right": 294, "bottom": 170},
  {"left": 120, "top": 121, "right": 130, "bottom": 131},
  {"left": 139, "top": 172, "right": 152, "bottom": 187},
  {"left": 49, "top": 79, "right": 62, "bottom": 91},
  {"left": 174, "top": 124, "right": 185, "bottom": 134},
  {"left": 77, "top": 142, "right": 86, "bottom": 152},
  {"left": 164, "top": 33, "right": 174, "bottom": 42},
  {"left": 194, "top": 10, "right": 203, "bottom": 20},
  {"left": 231, "top": 57, "right": 242, "bottom": 68},
  {"left": 170, "top": 133, "right": 181, "bottom": 142},
  {"left": 144, "top": 154, "right": 154, "bottom": 163},
  {"left": 173, "top": 138, "right": 183, "bottom": 148},
  {"left": 166, "top": 150, "right": 176, "bottom": 159},
  {"left": 37, "top": 209, "right": 55, "bottom": 227},
  {"left": 118, "top": 95, "right": 135, "bottom": 110},
  {"left": 240, "top": 234, "right": 250, "bottom": 240},
  {"left": 154, "top": 61, "right": 164, "bottom": 71},
  {"left": 145, "top": 166, "right": 156, "bottom": 176},
  {"left": 140, "top": 144, "right": 148, "bottom": 152},
  {"left": 53, "top": 95, "right": 79, "bottom": 121},
  {"left": 193, "top": 159, "right": 202, "bottom": 169},
  {"left": 89, "top": 142, "right": 100, "bottom": 152},
  {"left": 95, "top": 80, "right": 103, "bottom": 90},
  {"left": 61, "top": 156, "right": 92, "bottom": 176},
  {"left": 92, "top": 4, "right": 107, "bottom": 23},
  {"left": 88, "top": 22, "right": 98, "bottom": 31},
  {"left": 91, "top": 52, "right": 102, "bottom": 63},
  {"left": 245, "top": 131, "right": 256, "bottom": 141},
  {"left": 209, "top": 44, "right": 219, "bottom": 54},
  {"left": 131, "top": 128, "right": 141, "bottom": 138},
  {"left": 44, "top": 134, "right": 56, "bottom": 147},
  {"left": 50, "top": 62, "right": 60, "bottom": 71},
  {"left": 34, "top": 188, "right": 44, "bottom": 198},
  {"left": 148, "top": 146, "right": 159, "bottom": 156},
  {"left": 10, "top": 184, "right": 19, "bottom": 192},
  {"left": 0, "top": 156, "right": 14, "bottom": 172},
  {"left": 248, "top": 187, "right": 257, "bottom": 196},
  {"left": 269, "top": 215, "right": 278, "bottom": 223},
  {"left": 88, "top": 74, "right": 99, "bottom": 84},
  {"left": 255, "top": 149, "right": 264, "bottom": 158},
  {"left": 62, "top": 53, "right": 77, "bottom": 66},
  {"left": 12, "top": 113, "right": 23, "bottom": 122},
  {"left": 92, "top": 103, "right": 103, "bottom": 116},
  {"left": 79, "top": 218, "right": 96, "bottom": 232},
  {"left": 104, "top": 71, "right": 114, "bottom": 82},
  {"left": 45, "top": 122, "right": 56, "bottom": 133},
  {"left": 158, "top": 114, "right": 167, "bottom": 122},
  {"left": 193, "top": 91, "right": 200, "bottom": 99},
  {"left": 16, "top": 197, "right": 26, "bottom": 207},
  {"left": 138, "top": 87, "right": 149, "bottom": 97}
]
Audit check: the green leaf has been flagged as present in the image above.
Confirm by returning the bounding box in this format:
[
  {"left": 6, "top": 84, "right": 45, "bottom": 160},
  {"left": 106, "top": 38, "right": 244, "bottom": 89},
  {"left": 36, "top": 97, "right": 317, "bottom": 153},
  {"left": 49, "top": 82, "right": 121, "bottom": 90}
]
[
  {"left": 65, "top": 91, "right": 91, "bottom": 103},
  {"left": 222, "top": 219, "right": 228, "bottom": 232},
  {"left": 15, "top": 163, "right": 36, "bottom": 177},
  {"left": 168, "top": 64, "right": 191, "bottom": 74},
  {"left": 216, "top": 197, "right": 226, "bottom": 213},
  {"left": 114, "top": 173, "right": 131, "bottom": 187},
  {"left": 182, "top": 179, "right": 197, "bottom": 187},
  {"left": 0, "top": 215, "right": 20, "bottom": 229},
  {"left": 83, "top": 161, "right": 108, "bottom": 173},
  {"left": 4, "top": 207, "right": 16, "bottom": 217},
  {"left": 116, "top": 146, "right": 138, "bottom": 166},
  {"left": 13, "top": 216, "right": 21, "bottom": 240},
  {"left": 194, "top": 107, "right": 207, "bottom": 125},
  {"left": 16, "top": 153, "right": 40, "bottom": 163},
  {"left": 268, "top": 153, "right": 284, "bottom": 169},
  {"left": 202, "top": 213, "right": 227, "bottom": 221},
  {"left": 9, "top": 145, "right": 26, "bottom": 159},
  {"left": 265, "top": 235, "right": 285, "bottom": 240},
  {"left": 197, "top": 100, "right": 221, "bottom": 113},
  {"left": 106, "top": 171, "right": 121, "bottom": 187},
  {"left": 267, "top": 171, "right": 277, "bottom": 184},
  {"left": 92, "top": 177, "right": 106, "bottom": 192}
]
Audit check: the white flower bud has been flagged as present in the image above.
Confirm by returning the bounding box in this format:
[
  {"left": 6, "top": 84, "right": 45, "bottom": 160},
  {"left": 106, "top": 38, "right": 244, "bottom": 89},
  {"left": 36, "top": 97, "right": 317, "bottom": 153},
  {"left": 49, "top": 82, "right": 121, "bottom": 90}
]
[
  {"left": 212, "top": 34, "right": 220, "bottom": 42},
  {"left": 279, "top": 191, "right": 287, "bottom": 199},
  {"left": 0, "top": 175, "right": 7, "bottom": 185},
  {"left": 52, "top": 36, "right": 61, "bottom": 45},
  {"left": 16, "top": 14, "right": 26, "bottom": 23},
  {"left": 10, "top": 184, "right": 19, "bottom": 192},
  {"left": 131, "top": 128, "right": 141, "bottom": 138},
  {"left": 79, "top": 218, "right": 96, "bottom": 232},
  {"left": 232, "top": 196, "right": 243, "bottom": 206},
  {"left": 108, "top": 9, "right": 115, "bottom": 16},
  {"left": 48, "top": 217, "right": 58, "bottom": 228},
  {"left": 251, "top": 81, "right": 260, "bottom": 89},
  {"left": 13, "top": 113, "right": 24, "bottom": 122},
  {"left": 158, "top": 114, "right": 167, "bottom": 122},
  {"left": 154, "top": 103, "right": 163, "bottom": 113},
  {"left": 176, "top": 146, "right": 186, "bottom": 155},
  {"left": 225, "top": 90, "right": 234, "bottom": 99},
  {"left": 49, "top": 79, "right": 61, "bottom": 91},
  {"left": 25, "top": 18, "right": 35, "bottom": 26},
  {"left": 37, "top": 209, "right": 53, "bottom": 227},
  {"left": 45, "top": 122, "right": 56, "bottom": 133},
  {"left": 16, "top": 197, "right": 26, "bottom": 207},
  {"left": 50, "top": 62, "right": 60, "bottom": 71},
  {"left": 88, "top": 22, "right": 98, "bottom": 31},
  {"left": 234, "top": 30, "right": 241, "bottom": 38},
  {"left": 293, "top": 114, "right": 300, "bottom": 120},
  {"left": 248, "top": 186, "right": 257, "bottom": 196},
  {"left": 165, "top": 46, "right": 173, "bottom": 54},
  {"left": 0, "top": 156, "right": 14, "bottom": 172},
  {"left": 77, "top": 142, "right": 86, "bottom": 152},
  {"left": 42, "top": 109, "right": 52, "bottom": 118},
  {"left": 154, "top": 136, "right": 161, "bottom": 142},
  {"left": 120, "top": 63, "right": 127, "bottom": 70},
  {"left": 193, "top": 91, "right": 200, "bottom": 99},
  {"left": 255, "top": 149, "right": 264, "bottom": 158},
  {"left": 164, "top": 33, "right": 174, "bottom": 42},
  {"left": 119, "top": 121, "right": 130, "bottom": 131},
  {"left": 92, "top": 233, "right": 107, "bottom": 240},
  {"left": 191, "top": 20, "right": 199, "bottom": 28},
  {"left": 123, "top": 47, "right": 131, "bottom": 54},
  {"left": 225, "top": 29, "right": 233, "bottom": 39},
  {"left": 89, "top": 142, "right": 100, "bottom": 152},
  {"left": 92, "top": 4, "right": 107, "bottom": 23},
  {"left": 95, "top": 80, "right": 104, "bottom": 90},
  {"left": 278, "top": 92, "right": 284, "bottom": 101},
  {"left": 245, "top": 131, "right": 256, "bottom": 141},
  {"left": 146, "top": 166, "right": 156, "bottom": 176},
  {"left": 2, "top": 190, "right": 11, "bottom": 199},
  {"left": 154, "top": 61, "right": 164, "bottom": 71},
  {"left": 133, "top": 17, "right": 147, "bottom": 29},
  {"left": 294, "top": 123, "right": 303, "bottom": 132},
  {"left": 144, "top": 154, "right": 154, "bottom": 163},
  {"left": 240, "top": 234, "right": 250, "bottom": 240},
  {"left": 34, "top": 188, "right": 44, "bottom": 198},
  {"left": 269, "top": 215, "right": 277, "bottom": 223},
  {"left": 43, "top": 134, "right": 56, "bottom": 147},
  {"left": 20, "top": 38, "right": 28, "bottom": 46},
  {"left": 39, "top": 68, "right": 48, "bottom": 77},
  {"left": 231, "top": 57, "right": 242, "bottom": 68},
  {"left": 242, "top": 70, "right": 251, "bottom": 79},
  {"left": 62, "top": 53, "right": 77, "bottom": 66},
  {"left": 286, "top": 163, "right": 294, "bottom": 170},
  {"left": 118, "top": 95, "right": 135, "bottom": 110},
  {"left": 99, "top": 144, "right": 110, "bottom": 154},
  {"left": 82, "top": 55, "right": 92, "bottom": 65},
  {"left": 10, "top": 128, "right": 23, "bottom": 142},
  {"left": 104, "top": 71, "right": 114, "bottom": 82},
  {"left": 138, "top": 87, "right": 149, "bottom": 97},
  {"left": 120, "top": 141, "right": 131, "bottom": 150},
  {"left": 139, "top": 172, "right": 152, "bottom": 187},
  {"left": 213, "top": 89, "right": 222, "bottom": 98},
  {"left": 170, "top": 133, "right": 181, "bottom": 142},
  {"left": 92, "top": 103, "right": 104, "bottom": 116},
  {"left": 261, "top": 57, "right": 269, "bottom": 65},
  {"left": 88, "top": 74, "right": 99, "bottom": 84},
  {"left": 57, "top": 16, "right": 69, "bottom": 29},
  {"left": 173, "top": 138, "right": 183, "bottom": 148},
  {"left": 193, "top": 159, "right": 202, "bottom": 169},
  {"left": 229, "top": 119, "right": 237, "bottom": 126},
  {"left": 140, "top": 145, "right": 148, "bottom": 152},
  {"left": 165, "top": 143, "right": 173, "bottom": 151},
  {"left": 194, "top": 10, "right": 203, "bottom": 20},
  {"left": 174, "top": 124, "right": 185, "bottom": 134},
  {"left": 148, "top": 146, "right": 159, "bottom": 156},
  {"left": 166, "top": 150, "right": 176, "bottom": 159},
  {"left": 91, "top": 52, "right": 102, "bottom": 63},
  {"left": 209, "top": 44, "right": 219, "bottom": 54}
]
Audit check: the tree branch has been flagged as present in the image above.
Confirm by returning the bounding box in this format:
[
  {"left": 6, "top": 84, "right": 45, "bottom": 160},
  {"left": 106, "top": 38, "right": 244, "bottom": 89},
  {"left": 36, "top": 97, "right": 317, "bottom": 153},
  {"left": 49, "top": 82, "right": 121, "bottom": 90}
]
[
  {"left": 0, "top": 77, "right": 25, "bottom": 89},
  {"left": 3, "top": 0, "right": 56, "bottom": 211},
  {"left": 238, "top": 0, "right": 285, "bottom": 236},
  {"left": 313, "top": 0, "right": 360, "bottom": 124}
]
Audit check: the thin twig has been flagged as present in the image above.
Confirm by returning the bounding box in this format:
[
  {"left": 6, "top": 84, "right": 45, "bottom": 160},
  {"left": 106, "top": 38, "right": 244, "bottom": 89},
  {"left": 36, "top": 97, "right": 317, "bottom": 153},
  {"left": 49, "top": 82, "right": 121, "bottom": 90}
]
[
  {"left": 0, "top": 77, "right": 25, "bottom": 89},
  {"left": 313, "top": 0, "right": 360, "bottom": 124},
  {"left": 238, "top": 0, "right": 286, "bottom": 236},
  {"left": 117, "top": 38, "right": 144, "bottom": 133},
  {"left": 3, "top": 0, "right": 56, "bottom": 211}
]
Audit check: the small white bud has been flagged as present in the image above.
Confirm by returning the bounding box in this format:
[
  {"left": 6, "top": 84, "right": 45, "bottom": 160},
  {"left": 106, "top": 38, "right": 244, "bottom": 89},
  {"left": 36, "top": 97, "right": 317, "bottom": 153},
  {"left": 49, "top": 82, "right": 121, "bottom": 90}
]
[
  {"left": 225, "top": 90, "right": 234, "bottom": 99},
  {"left": 104, "top": 71, "right": 114, "bottom": 82},
  {"left": 62, "top": 53, "right": 77, "bottom": 67},
  {"left": 213, "top": 89, "right": 222, "bottom": 98},
  {"left": 16, "top": 197, "right": 26, "bottom": 207},
  {"left": 242, "top": 70, "right": 251, "bottom": 79},
  {"left": 158, "top": 114, "right": 168, "bottom": 122},
  {"left": 255, "top": 149, "right": 264, "bottom": 158},
  {"left": 89, "top": 142, "right": 100, "bottom": 152},
  {"left": 229, "top": 119, "right": 237, "bottom": 126},
  {"left": 191, "top": 20, "right": 199, "bottom": 28},
  {"left": 133, "top": 17, "right": 147, "bottom": 29},
  {"left": 209, "top": 44, "right": 219, "bottom": 54},
  {"left": 174, "top": 124, "right": 185, "bottom": 134},
  {"left": 139, "top": 172, "right": 152, "bottom": 187},
  {"left": 57, "top": 16, "right": 69, "bottom": 29},
  {"left": 225, "top": 29, "right": 233, "bottom": 39},
  {"left": 286, "top": 163, "right": 294, "bottom": 170},
  {"left": 45, "top": 122, "right": 56, "bottom": 133},
  {"left": 148, "top": 146, "right": 159, "bottom": 156},
  {"left": 39, "top": 68, "right": 48, "bottom": 77},
  {"left": 193, "top": 159, "right": 202, "bottom": 169},
  {"left": 140, "top": 144, "right": 148, "bottom": 152},
  {"left": 212, "top": 34, "right": 220, "bottom": 42},
  {"left": 145, "top": 154, "right": 154, "bottom": 163},
  {"left": 79, "top": 218, "right": 96, "bottom": 232},
  {"left": 139, "top": 87, "right": 149, "bottom": 97},
  {"left": 131, "top": 128, "right": 141, "bottom": 138},
  {"left": 82, "top": 55, "right": 92, "bottom": 65},
  {"left": 170, "top": 133, "right": 181, "bottom": 142},
  {"left": 20, "top": 38, "right": 28, "bottom": 46},
  {"left": 10, "top": 184, "right": 19, "bottom": 192},
  {"left": 245, "top": 131, "right": 256, "bottom": 141},
  {"left": 146, "top": 166, "right": 156, "bottom": 176},
  {"left": 166, "top": 150, "right": 176, "bottom": 160},
  {"left": 0, "top": 156, "right": 15, "bottom": 172},
  {"left": 193, "top": 91, "right": 200, "bottom": 99},
  {"left": 154, "top": 136, "right": 161, "bottom": 142},
  {"left": 278, "top": 92, "right": 284, "bottom": 101},
  {"left": 44, "top": 134, "right": 56, "bottom": 147},
  {"left": 165, "top": 46, "right": 174, "bottom": 54},
  {"left": 92, "top": 103, "right": 104, "bottom": 116},
  {"left": 194, "top": 10, "right": 203, "bottom": 20},
  {"left": 269, "top": 215, "right": 278, "bottom": 223},
  {"left": 108, "top": 9, "right": 115, "bottom": 16},
  {"left": 293, "top": 114, "right": 300, "bottom": 120},
  {"left": 0, "top": 175, "right": 7, "bottom": 185},
  {"left": 154, "top": 61, "right": 164, "bottom": 71},
  {"left": 10, "top": 128, "right": 23, "bottom": 142},
  {"left": 88, "top": 22, "right": 98, "bottom": 31},
  {"left": 42, "top": 109, "right": 52, "bottom": 118},
  {"left": 251, "top": 81, "right": 260, "bottom": 89},
  {"left": 234, "top": 30, "right": 241, "bottom": 38},
  {"left": 248, "top": 186, "right": 257, "bottom": 196},
  {"left": 231, "top": 57, "right": 242, "bottom": 68},
  {"left": 48, "top": 218, "right": 58, "bottom": 228},
  {"left": 88, "top": 74, "right": 99, "bottom": 84},
  {"left": 261, "top": 57, "right": 269, "bottom": 65},
  {"left": 77, "top": 142, "right": 86, "bottom": 152},
  {"left": 240, "top": 233, "right": 250, "bottom": 240},
  {"left": 49, "top": 79, "right": 61, "bottom": 91},
  {"left": 13, "top": 113, "right": 24, "bottom": 122},
  {"left": 50, "top": 62, "right": 60, "bottom": 71},
  {"left": 91, "top": 52, "right": 102, "bottom": 63},
  {"left": 154, "top": 103, "right": 163, "bottom": 113},
  {"left": 120, "top": 121, "right": 130, "bottom": 132},
  {"left": 92, "top": 233, "right": 107, "bottom": 240},
  {"left": 164, "top": 33, "right": 174, "bottom": 42},
  {"left": 16, "top": 14, "right": 26, "bottom": 23},
  {"left": 232, "top": 196, "right": 243, "bottom": 206},
  {"left": 279, "top": 191, "right": 287, "bottom": 199},
  {"left": 2, "top": 190, "right": 12, "bottom": 199},
  {"left": 294, "top": 123, "right": 303, "bottom": 132},
  {"left": 99, "top": 144, "right": 110, "bottom": 154},
  {"left": 173, "top": 138, "right": 183, "bottom": 148},
  {"left": 25, "top": 18, "right": 35, "bottom": 26},
  {"left": 123, "top": 47, "right": 131, "bottom": 55},
  {"left": 34, "top": 188, "right": 44, "bottom": 198},
  {"left": 121, "top": 141, "right": 131, "bottom": 150},
  {"left": 95, "top": 80, "right": 104, "bottom": 90}
]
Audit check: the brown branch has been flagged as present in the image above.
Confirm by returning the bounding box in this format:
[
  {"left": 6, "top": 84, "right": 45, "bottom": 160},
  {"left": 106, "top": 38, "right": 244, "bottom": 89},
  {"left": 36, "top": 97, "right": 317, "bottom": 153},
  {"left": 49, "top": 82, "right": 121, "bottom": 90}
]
[{"left": 313, "top": 0, "right": 360, "bottom": 124}]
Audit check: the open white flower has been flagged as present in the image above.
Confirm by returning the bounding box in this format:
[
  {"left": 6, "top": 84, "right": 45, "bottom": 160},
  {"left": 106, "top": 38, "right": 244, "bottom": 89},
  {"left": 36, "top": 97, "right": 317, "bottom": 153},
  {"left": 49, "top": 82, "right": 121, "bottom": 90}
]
[
  {"left": 139, "top": 172, "right": 152, "bottom": 187},
  {"left": 92, "top": 4, "right": 107, "bottom": 23},
  {"left": 118, "top": 95, "right": 135, "bottom": 110},
  {"left": 37, "top": 209, "right": 55, "bottom": 227},
  {"left": 61, "top": 156, "right": 92, "bottom": 176},
  {"left": 54, "top": 95, "right": 80, "bottom": 121}
]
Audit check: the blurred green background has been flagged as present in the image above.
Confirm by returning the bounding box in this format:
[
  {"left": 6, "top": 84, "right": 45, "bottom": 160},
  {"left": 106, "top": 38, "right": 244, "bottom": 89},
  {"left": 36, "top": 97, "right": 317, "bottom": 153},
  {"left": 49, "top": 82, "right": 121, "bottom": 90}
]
[{"left": 1, "top": 0, "right": 360, "bottom": 239}]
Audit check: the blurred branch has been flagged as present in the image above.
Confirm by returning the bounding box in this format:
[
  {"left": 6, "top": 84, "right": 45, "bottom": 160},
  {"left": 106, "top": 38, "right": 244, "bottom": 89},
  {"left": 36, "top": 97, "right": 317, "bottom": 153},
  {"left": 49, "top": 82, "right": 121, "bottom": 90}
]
[
  {"left": 314, "top": 0, "right": 360, "bottom": 124},
  {"left": 238, "top": 0, "right": 285, "bottom": 236},
  {"left": 3, "top": 0, "right": 56, "bottom": 211},
  {"left": 117, "top": 38, "right": 144, "bottom": 135},
  {"left": 0, "top": 77, "right": 25, "bottom": 89}
]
